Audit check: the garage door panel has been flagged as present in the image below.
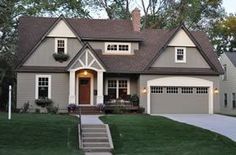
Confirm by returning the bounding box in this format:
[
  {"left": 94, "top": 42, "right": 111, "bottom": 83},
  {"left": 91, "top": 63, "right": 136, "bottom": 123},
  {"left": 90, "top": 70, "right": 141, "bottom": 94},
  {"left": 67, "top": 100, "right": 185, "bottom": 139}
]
[{"left": 150, "top": 87, "right": 209, "bottom": 114}]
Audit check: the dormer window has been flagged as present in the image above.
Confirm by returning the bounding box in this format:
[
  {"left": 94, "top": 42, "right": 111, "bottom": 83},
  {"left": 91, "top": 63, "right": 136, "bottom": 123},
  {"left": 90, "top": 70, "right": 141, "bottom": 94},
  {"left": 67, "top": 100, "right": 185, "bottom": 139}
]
[
  {"left": 105, "top": 42, "right": 131, "bottom": 54},
  {"left": 55, "top": 38, "right": 67, "bottom": 54},
  {"left": 175, "top": 47, "right": 186, "bottom": 63}
]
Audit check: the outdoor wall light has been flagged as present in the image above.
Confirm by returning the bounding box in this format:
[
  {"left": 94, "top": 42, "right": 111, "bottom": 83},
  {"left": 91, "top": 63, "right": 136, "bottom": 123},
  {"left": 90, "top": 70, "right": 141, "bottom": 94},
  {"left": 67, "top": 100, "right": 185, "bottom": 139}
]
[
  {"left": 83, "top": 70, "right": 88, "bottom": 76},
  {"left": 214, "top": 88, "right": 219, "bottom": 94},
  {"left": 142, "top": 87, "right": 147, "bottom": 94}
]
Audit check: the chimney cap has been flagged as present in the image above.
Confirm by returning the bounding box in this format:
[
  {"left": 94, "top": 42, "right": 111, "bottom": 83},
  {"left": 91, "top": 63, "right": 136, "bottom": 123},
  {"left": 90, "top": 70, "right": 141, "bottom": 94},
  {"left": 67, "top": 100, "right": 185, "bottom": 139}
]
[{"left": 132, "top": 7, "right": 140, "bottom": 12}]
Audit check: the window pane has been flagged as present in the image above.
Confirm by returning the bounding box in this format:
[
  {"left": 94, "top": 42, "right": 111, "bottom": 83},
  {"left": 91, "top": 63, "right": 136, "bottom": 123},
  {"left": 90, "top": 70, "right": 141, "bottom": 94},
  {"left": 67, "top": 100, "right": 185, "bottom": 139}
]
[
  {"left": 57, "top": 40, "right": 65, "bottom": 54},
  {"left": 119, "top": 80, "right": 127, "bottom": 88},
  {"left": 108, "top": 88, "right": 116, "bottom": 99},
  {"left": 38, "top": 87, "right": 48, "bottom": 98},
  {"left": 119, "top": 88, "right": 127, "bottom": 98},
  {"left": 108, "top": 80, "right": 117, "bottom": 88}
]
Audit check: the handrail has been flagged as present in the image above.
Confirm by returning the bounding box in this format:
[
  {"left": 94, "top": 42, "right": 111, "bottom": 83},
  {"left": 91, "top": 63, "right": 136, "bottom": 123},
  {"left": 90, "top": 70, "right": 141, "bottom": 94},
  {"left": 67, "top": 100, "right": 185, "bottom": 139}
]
[{"left": 78, "top": 106, "right": 83, "bottom": 148}]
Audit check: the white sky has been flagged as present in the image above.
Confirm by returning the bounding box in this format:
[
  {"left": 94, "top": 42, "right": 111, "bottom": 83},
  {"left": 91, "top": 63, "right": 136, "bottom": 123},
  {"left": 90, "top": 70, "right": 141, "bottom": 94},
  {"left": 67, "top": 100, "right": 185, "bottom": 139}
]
[{"left": 90, "top": 0, "right": 236, "bottom": 19}]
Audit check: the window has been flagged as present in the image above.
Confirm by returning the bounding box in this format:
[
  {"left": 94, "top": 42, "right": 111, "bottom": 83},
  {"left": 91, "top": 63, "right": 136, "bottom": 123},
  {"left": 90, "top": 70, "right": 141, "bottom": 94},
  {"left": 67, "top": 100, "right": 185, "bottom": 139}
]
[
  {"left": 175, "top": 47, "right": 186, "bottom": 63},
  {"left": 35, "top": 75, "right": 51, "bottom": 99},
  {"left": 105, "top": 42, "right": 131, "bottom": 54},
  {"left": 224, "top": 93, "right": 227, "bottom": 107},
  {"left": 107, "top": 79, "right": 129, "bottom": 99},
  {"left": 181, "top": 87, "right": 193, "bottom": 94},
  {"left": 55, "top": 38, "right": 67, "bottom": 54},
  {"left": 223, "top": 64, "right": 227, "bottom": 81},
  {"left": 196, "top": 87, "right": 208, "bottom": 94},
  {"left": 232, "top": 93, "right": 236, "bottom": 109},
  {"left": 166, "top": 87, "right": 178, "bottom": 93},
  {"left": 151, "top": 87, "right": 163, "bottom": 94}
]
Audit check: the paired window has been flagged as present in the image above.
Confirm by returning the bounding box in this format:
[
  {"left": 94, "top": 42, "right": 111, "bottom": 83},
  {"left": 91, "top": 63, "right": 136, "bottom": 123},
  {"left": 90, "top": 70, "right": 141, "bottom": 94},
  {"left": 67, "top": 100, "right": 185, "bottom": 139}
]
[
  {"left": 55, "top": 38, "right": 67, "bottom": 54},
  {"left": 105, "top": 42, "right": 131, "bottom": 54},
  {"left": 107, "top": 79, "right": 129, "bottom": 99},
  {"left": 224, "top": 93, "right": 227, "bottom": 107},
  {"left": 35, "top": 75, "right": 51, "bottom": 99},
  {"left": 232, "top": 93, "right": 236, "bottom": 109},
  {"left": 175, "top": 47, "right": 186, "bottom": 63}
]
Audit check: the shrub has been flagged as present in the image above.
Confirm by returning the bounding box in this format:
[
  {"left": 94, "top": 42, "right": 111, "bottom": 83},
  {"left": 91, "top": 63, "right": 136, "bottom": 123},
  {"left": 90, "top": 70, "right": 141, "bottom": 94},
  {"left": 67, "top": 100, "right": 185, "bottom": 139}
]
[
  {"left": 46, "top": 105, "right": 59, "bottom": 114},
  {"left": 67, "top": 104, "right": 78, "bottom": 113},
  {"left": 22, "top": 101, "right": 29, "bottom": 113},
  {"left": 137, "top": 107, "right": 145, "bottom": 113},
  {"left": 130, "top": 94, "right": 139, "bottom": 106},
  {"left": 113, "top": 106, "right": 124, "bottom": 114},
  {"left": 53, "top": 53, "right": 69, "bottom": 63},
  {"left": 35, "top": 98, "right": 53, "bottom": 108},
  {"left": 96, "top": 103, "right": 105, "bottom": 112},
  {"left": 35, "top": 108, "right": 40, "bottom": 113}
]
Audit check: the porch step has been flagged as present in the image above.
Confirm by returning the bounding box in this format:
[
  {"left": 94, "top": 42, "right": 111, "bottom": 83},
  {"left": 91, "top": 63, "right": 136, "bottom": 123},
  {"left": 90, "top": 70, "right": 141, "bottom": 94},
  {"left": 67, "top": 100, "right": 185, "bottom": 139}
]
[
  {"left": 78, "top": 106, "right": 102, "bottom": 115},
  {"left": 83, "top": 142, "right": 110, "bottom": 147},
  {"left": 83, "top": 137, "right": 109, "bottom": 142},
  {"left": 83, "top": 147, "right": 112, "bottom": 152}
]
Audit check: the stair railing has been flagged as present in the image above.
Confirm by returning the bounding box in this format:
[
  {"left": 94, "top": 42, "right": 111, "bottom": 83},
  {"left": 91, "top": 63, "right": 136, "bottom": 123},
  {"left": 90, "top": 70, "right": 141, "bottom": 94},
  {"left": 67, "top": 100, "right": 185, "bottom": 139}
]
[{"left": 78, "top": 106, "right": 83, "bottom": 148}]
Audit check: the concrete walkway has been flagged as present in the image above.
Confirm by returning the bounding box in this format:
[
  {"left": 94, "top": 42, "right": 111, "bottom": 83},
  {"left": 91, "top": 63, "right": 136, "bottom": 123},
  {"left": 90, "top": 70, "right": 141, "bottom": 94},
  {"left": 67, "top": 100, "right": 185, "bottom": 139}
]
[
  {"left": 80, "top": 115, "right": 104, "bottom": 124},
  {"left": 159, "top": 114, "right": 236, "bottom": 141}
]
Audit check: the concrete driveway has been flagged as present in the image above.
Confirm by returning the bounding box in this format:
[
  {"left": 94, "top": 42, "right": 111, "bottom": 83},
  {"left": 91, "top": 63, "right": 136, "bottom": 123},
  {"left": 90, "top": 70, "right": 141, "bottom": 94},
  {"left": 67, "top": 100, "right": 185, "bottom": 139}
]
[{"left": 159, "top": 114, "right": 236, "bottom": 141}]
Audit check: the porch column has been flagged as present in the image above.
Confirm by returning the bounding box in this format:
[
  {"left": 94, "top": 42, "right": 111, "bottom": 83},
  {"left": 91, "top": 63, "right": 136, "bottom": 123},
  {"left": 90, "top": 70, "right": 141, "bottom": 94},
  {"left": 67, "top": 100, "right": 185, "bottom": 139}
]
[
  {"left": 69, "top": 70, "right": 76, "bottom": 104},
  {"left": 96, "top": 71, "right": 104, "bottom": 104}
]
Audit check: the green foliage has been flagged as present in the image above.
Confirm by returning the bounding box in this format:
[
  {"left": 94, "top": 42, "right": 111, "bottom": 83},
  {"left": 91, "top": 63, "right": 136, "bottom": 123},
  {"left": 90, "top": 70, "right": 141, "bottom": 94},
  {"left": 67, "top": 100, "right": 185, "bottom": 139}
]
[
  {"left": 22, "top": 101, "right": 30, "bottom": 113},
  {"left": 35, "top": 98, "right": 53, "bottom": 108},
  {"left": 35, "top": 108, "right": 40, "bottom": 113},
  {"left": 46, "top": 105, "right": 59, "bottom": 114},
  {"left": 211, "top": 14, "right": 236, "bottom": 54},
  {"left": 130, "top": 94, "right": 139, "bottom": 106}
]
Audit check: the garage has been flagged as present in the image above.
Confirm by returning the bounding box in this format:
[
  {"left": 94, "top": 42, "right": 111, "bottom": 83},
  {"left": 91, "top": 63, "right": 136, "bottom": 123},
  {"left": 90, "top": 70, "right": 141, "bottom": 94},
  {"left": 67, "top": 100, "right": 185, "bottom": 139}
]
[{"left": 147, "top": 77, "right": 213, "bottom": 114}]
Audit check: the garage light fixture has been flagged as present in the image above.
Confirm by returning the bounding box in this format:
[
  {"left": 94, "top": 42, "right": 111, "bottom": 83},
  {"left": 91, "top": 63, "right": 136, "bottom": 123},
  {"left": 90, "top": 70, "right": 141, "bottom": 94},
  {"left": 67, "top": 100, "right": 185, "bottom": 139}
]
[
  {"left": 214, "top": 88, "right": 219, "bottom": 94},
  {"left": 142, "top": 87, "right": 147, "bottom": 94}
]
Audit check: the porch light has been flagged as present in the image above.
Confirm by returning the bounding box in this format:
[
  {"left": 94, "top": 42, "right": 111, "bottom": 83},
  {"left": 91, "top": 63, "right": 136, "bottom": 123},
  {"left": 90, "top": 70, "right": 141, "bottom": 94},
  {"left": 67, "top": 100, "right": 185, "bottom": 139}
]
[
  {"left": 83, "top": 70, "right": 88, "bottom": 76},
  {"left": 214, "top": 88, "right": 219, "bottom": 94},
  {"left": 142, "top": 87, "right": 147, "bottom": 94}
]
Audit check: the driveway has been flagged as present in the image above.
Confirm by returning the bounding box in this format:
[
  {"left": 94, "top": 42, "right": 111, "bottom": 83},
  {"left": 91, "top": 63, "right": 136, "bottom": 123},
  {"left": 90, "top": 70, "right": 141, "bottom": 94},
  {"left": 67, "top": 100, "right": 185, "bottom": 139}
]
[{"left": 159, "top": 114, "right": 236, "bottom": 141}]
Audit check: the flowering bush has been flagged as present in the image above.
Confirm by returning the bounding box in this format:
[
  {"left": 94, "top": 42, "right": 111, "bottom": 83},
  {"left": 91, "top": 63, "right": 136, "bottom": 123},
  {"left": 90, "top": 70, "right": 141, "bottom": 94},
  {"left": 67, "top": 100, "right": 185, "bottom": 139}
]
[
  {"left": 35, "top": 98, "right": 53, "bottom": 108},
  {"left": 67, "top": 104, "right": 78, "bottom": 113}
]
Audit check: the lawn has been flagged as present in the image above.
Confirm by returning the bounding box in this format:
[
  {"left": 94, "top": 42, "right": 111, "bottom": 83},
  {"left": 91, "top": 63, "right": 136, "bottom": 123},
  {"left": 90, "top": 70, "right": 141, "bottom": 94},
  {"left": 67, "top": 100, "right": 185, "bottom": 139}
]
[
  {"left": 100, "top": 115, "right": 236, "bottom": 155},
  {"left": 0, "top": 113, "right": 83, "bottom": 155}
]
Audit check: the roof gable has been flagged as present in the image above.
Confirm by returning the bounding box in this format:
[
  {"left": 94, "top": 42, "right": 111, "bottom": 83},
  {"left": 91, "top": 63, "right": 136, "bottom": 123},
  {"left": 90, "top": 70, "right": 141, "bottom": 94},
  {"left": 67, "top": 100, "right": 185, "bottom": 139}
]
[
  {"left": 47, "top": 20, "right": 76, "bottom": 38},
  {"left": 168, "top": 29, "right": 195, "bottom": 47}
]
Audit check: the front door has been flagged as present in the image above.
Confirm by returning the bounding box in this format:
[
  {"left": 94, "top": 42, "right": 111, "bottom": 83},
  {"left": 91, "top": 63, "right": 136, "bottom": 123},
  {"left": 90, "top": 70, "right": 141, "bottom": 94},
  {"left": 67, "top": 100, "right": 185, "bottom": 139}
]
[{"left": 79, "top": 78, "right": 90, "bottom": 104}]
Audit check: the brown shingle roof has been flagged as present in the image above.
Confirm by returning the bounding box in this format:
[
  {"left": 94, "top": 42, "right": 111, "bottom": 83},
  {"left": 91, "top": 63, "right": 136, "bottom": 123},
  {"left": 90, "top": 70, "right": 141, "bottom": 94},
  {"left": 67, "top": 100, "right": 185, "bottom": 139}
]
[{"left": 16, "top": 16, "right": 223, "bottom": 75}]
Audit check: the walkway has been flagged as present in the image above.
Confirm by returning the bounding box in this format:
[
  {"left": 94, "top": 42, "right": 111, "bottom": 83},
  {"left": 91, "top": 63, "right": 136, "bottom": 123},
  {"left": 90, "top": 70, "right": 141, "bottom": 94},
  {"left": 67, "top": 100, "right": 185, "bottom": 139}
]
[{"left": 160, "top": 114, "right": 236, "bottom": 141}]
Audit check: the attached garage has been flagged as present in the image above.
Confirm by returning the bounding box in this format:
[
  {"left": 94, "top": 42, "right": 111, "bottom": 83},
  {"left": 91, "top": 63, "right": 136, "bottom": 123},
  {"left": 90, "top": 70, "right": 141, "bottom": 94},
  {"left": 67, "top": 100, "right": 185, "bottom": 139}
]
[{"left": 147, "top": 77, "right": 213, "bottom": 114}]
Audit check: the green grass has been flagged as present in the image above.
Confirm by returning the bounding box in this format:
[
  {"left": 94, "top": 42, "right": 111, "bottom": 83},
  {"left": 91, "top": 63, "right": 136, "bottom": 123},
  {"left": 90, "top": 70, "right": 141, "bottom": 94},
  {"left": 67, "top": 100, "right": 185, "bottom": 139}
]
[
  {"left": 100, "top": 115, "right": 236, "bottom": 155},
  {"left": 0, "top": 113, "right": 83, "bottom": 155}
]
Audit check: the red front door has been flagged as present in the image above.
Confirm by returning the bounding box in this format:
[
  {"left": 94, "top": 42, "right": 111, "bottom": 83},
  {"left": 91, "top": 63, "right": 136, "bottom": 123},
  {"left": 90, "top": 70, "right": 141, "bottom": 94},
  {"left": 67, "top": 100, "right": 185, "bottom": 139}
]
[{"left": 79, "top": 78, "right": 90, "bottom": 104}]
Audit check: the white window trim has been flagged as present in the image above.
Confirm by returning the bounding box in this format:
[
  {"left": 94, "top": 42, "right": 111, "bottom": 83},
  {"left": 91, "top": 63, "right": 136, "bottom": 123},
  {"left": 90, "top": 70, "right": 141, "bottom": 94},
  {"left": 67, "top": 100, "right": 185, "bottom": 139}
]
[
  {"left": 105, "top": 78, "right": 130, "bottom": 98},
  {"left": 175, "top": 47, "right": 186, "bottom": 63},
  {"left": 104, "top": 42, "right": 131, "bottom": 55},
  {"left": 35, "top": 75, "right": 52, "bottom": 99},
  {"left": 55, "top": 38, "right": 67, "bottom": 54}
]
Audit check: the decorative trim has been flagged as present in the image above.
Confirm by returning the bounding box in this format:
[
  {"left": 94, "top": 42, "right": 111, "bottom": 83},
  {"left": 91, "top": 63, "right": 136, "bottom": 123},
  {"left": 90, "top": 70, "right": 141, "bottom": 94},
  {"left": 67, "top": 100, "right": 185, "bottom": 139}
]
[
  {"left": 35, "top": 74, "right": 51, "bottom": 99},
  {"left": 147, "top": 76, "right": 214, "bottom": 114}
]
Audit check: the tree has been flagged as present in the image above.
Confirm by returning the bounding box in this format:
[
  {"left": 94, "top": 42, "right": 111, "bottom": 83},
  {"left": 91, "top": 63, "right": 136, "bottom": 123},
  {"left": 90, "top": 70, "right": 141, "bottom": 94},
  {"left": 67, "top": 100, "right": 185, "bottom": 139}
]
[{"left": 210, "top": 14, "right": 236, "bottom": 54}]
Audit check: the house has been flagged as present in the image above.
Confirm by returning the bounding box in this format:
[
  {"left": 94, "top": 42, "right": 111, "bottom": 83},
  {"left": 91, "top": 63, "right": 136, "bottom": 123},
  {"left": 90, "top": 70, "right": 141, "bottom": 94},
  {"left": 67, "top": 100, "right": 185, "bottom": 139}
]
[
  {"left": 16, "top": 8, "right": 224, "bottom": 114},
  {"left": 219, "top": 52, "right": 236, "bottom": 115}
]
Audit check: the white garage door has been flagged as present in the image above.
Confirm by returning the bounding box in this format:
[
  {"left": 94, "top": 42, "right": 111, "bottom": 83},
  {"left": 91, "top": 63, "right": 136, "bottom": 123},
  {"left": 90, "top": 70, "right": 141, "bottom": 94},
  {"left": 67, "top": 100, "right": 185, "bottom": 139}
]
[
  {"left": 147, "top": 77, "right": 213, "bottom": 114},
  {"left": 150, "top": 86, "right": 209, "bottom": 114}
]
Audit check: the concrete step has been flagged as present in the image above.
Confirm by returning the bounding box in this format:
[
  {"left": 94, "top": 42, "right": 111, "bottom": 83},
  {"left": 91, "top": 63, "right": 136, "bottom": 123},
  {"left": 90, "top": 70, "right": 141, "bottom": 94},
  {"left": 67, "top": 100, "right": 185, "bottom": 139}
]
[
  {"left": 83, "top": 137, "right": 109, "bottom": 142},
  {"left": 83, "top": 147, "right": 112, "bottom": 152},
  {"left": 82, "top": 128, "right": 107, "bottom": 132},
  {"left": 83, "top": 132, "right": 108, "bottom": 137},
  {"left": 83, "top": 142, "right": 110, "bottom": 147},
  {"left": 82, "top": 125, "right": 106, "bottom": 128}
]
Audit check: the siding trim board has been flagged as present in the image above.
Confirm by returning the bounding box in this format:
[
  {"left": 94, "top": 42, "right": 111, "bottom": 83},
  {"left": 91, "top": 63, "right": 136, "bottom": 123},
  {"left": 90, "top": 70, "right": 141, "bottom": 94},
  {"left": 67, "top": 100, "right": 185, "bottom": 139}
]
[{"left": 147, "top": 76, "right": 213, "bottom": 114}]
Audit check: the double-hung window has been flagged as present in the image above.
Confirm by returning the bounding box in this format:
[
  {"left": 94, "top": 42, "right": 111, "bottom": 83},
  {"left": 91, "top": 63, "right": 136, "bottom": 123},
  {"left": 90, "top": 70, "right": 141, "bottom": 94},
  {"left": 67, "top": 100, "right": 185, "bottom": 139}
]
[
  {"left": 175, "top": 47, "right": 186, "bottom": 63},
  {"left": 55, "top": 38, "right": 67, "bottom": 54},
  {"left": 107, "top": 79, "right": 129, "bottom": 99},
  {"left": 35, "top": 75, "right": 51, "bottom": 99}
]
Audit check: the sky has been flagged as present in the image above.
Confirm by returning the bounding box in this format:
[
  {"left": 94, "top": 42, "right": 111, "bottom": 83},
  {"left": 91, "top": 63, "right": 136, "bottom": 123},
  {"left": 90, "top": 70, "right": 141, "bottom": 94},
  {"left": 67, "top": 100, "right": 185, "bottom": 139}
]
[{"left": 91, "top": 0, "right": 236, "bottom": 19}]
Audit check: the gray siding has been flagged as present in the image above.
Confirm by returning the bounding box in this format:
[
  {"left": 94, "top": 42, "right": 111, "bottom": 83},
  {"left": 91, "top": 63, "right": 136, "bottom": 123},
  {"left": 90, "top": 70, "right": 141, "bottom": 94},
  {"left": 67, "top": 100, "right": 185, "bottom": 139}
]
[
  {"left": 139, "top": 75, "right": 220, "bottom": 113},
  {"left": 17, "top": 73, "right": 69, "bottom": 111},
  {"left": 152, "top": 47, "right": 210, "bottom": 68},
  {"left": 220, "top": 53, "right": 236, "bottom": 115},
  {"left": 24, "top": 38, "right": 82, "bottom": 66},
  {"left": 89, "top": 42, "right": 139, "bottom": 54}
]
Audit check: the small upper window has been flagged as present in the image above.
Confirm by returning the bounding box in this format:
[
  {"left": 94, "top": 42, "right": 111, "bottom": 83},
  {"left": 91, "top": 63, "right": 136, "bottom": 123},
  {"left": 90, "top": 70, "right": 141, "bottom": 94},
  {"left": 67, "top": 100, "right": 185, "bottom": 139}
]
[
  {"left": 175, "top": 47, "right": 186, "bottom": 63},
  {"left": 55, "top": 38, "right": 67, "bottom": 54},
  {"left": 105, "top": 42, "right": 131, "bottom": 54}
]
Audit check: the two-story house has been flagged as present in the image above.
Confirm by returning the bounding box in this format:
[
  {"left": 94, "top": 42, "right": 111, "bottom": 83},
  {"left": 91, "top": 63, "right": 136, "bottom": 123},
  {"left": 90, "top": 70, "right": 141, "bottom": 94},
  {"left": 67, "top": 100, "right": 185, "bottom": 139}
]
[
  {"left": 16, "top": 8, "right": 223, "bottom": 114},
  {"left": 220, "top": 52, "right": 236, "bottom": 115}
]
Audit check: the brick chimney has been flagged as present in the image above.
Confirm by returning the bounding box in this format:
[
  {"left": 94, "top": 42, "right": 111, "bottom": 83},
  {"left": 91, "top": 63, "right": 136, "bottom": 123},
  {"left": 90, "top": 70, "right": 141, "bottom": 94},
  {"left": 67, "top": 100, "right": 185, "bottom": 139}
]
[{"left": 131, "top": 8, "right": 141, "bottom": 32}]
